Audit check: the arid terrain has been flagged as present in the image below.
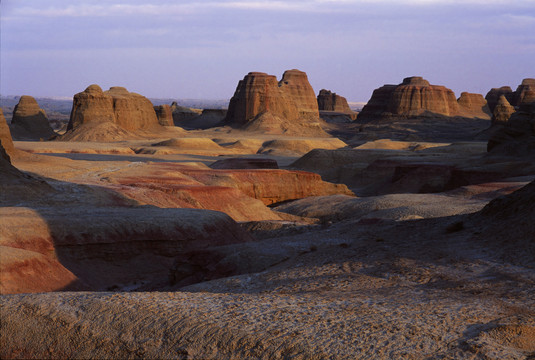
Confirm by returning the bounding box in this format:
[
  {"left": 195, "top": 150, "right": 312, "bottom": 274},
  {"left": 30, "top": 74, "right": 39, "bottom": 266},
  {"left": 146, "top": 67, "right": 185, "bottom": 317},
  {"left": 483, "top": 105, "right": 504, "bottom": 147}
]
[{"left": 1, "top": 74, "right": 534, "bottom": 359}]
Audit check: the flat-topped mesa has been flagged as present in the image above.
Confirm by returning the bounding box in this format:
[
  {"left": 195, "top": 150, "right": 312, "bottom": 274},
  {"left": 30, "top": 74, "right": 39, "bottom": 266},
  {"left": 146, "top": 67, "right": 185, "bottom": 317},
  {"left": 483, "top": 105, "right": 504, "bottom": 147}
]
[
  {"left": 491, "top": 95, "right": 515, "bottom": 124},
  {"left": 358, "top": 76, "right": 460, "bottom": 121},
  {"left": 317, "top": 89, "right": 352, "bottom": 113},
  {"left": 457, "top": 92, "right": 491, "bottom": 119},
  {"left": 154, "top": 104, "right": 174, "bottom": 126},
  {"left": 485, "top": 86, "right": 514, "bottom": 113},
  {"left": 67, "top": 84, "right": 160, "bottom": 132},
  {"left": 512, "top": 78, "right": 535, "bottom": 107},
  {"left": 9, "top": 96, "right": 55, "bottom": 140},
  {"left": 389, "top": 76, "right": 459, "bottom": 116},
  {"left": 224, "top": 70, "right": 327, "bottom": 136}
]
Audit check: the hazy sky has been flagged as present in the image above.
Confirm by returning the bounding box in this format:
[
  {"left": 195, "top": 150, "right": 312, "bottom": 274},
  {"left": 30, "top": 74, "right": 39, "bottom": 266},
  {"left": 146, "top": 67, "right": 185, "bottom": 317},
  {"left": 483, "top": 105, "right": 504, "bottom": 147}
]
[{"left": 1, "top": 0, "right": 534, "bottom": 102}]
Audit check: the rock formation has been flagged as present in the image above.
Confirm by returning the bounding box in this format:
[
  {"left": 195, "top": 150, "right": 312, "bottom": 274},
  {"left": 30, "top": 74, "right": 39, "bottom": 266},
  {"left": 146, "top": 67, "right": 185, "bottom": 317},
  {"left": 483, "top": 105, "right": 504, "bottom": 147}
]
[
  {"left": 485, "top": 86, "right": 514, "bottom": 113},
  {"left": 173, "top": 108, "right": 227, "bottom": 130},
  {"left": 64, "top": 85, "right": 161, "bottom": 140},
  {"left": 9, "top": 96, "right": 55, "bottom": 140},
  {"left": 491, "top": 95, "right": 515, "bottom": 124},
  {"left": 511, "top": 78, "right": 535, "bottom": 107},
  {"left": 487, "top": 101, "right": 535, "bottom": 155},
  {"left": 0, "top": 108, "right": 15, "bottom": 158},
  {"left": 278, "top": 69, "right": 319, "bottom": 117},
  {"left": 358, "top": 76, "right": 461, "bottom": 121},
  {"left": 486, "top": 79, "right": 535, "bottom": 113},
  {"left": 171, "top": 102, "right": 202, "bottom": 126},
  {"left": 67, "top": 84, "right": 115, "bottom": 131},
  {"left": 457, "top": 92, "right": 491, "bottom": 119},
  {"left": 105, "top": 86, "right": 159, "bottom": 131},
  {"left": 224, "top": 70, "right": 328, "bottom": 136},
  {"left": 154, "top": 104, "right": 174, "bottom": 126},
  {"left": 317, "top": 89, "right": 352, "bottom": 113}
]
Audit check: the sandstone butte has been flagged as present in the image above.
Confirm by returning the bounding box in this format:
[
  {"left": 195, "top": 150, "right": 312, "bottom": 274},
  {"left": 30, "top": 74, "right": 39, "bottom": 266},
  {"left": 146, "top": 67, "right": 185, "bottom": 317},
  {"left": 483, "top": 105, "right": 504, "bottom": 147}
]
[
  {"left": 491, "top": 95, "right": 516, "bottom": 125},
  {"left": 456, "top": 92, "right": 491, "bottom": 119},
  {"left": 358, "top": 76, "right": 491, "bottom": 121},
  {"left": 64, "top": 84, "right": 162, "bottom": 139},
  {"left": 485, "top": 86, "right": 514, "bottom": 113},
  {"left": 224, "top": 69, "right": 328, "bottom": 136},
  {"left": 317, "top": 89, "right": 352, "bottom": 113},
  {"left": 485, "top": 78, "right": 535, "bottom": 113},
  {"left": 9, "top": 95, "right": 56, "bottom": 140},
  {"left": 153, "top": 104, "right": 174, "bottom": 126}
]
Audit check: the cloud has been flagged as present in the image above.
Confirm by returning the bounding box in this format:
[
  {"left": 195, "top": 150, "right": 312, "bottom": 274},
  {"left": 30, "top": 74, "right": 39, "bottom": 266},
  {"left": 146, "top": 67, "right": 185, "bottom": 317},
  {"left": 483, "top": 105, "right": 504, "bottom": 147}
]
[{"left": 5, "top": 0, "right": 535, "bottom": 19}]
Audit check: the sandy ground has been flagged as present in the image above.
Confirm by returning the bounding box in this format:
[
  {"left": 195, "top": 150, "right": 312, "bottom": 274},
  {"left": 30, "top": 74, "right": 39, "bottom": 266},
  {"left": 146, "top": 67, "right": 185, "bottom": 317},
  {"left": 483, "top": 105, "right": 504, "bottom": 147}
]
[{"left": 1, "top": 134, "right": 534, "bottom": 359}]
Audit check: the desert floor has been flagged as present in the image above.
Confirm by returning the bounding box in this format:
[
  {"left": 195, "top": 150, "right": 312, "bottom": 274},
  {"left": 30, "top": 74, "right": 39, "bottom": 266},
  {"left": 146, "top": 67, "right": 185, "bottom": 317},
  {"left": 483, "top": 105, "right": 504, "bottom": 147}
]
[{"left": 1, "top": 129, "right": 534, "bottom": 359}]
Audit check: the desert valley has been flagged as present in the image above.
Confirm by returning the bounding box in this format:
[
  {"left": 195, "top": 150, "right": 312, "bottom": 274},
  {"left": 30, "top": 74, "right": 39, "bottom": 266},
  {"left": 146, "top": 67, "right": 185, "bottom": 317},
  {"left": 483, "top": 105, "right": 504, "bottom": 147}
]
[{"left": 1, "top": 71, "right": 534, "bottom": 359}]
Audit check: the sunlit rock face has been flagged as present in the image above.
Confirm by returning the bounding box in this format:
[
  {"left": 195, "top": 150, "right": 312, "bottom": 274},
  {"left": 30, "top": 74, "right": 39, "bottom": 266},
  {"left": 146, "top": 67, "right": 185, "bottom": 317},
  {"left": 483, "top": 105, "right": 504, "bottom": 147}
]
[
  {"left": 317, "top": 89, "right": 352, "bottom": 113},
  {"left": 486, "top": 79, "right": 535, "bottom": 113},
  {"left": 512, "top": 78, "right": 535, "bottom": 107},
  {"left": 491, "top": 95, "right": 515, "bottom": 125},
  {"left": 485, "top": 86, "right": 514, "bottom": 113},
  {"left": 67, "top": 84, "right": 159, "bottom": 132},
  {"left": 358, "top": 76, "right": 462, "bottom": 120},
  {"left": 457, "top": 92, "right": 491, "bottom": 119},
  {"left": 224, "top": 70, "right": 328, "bottom": 136}
]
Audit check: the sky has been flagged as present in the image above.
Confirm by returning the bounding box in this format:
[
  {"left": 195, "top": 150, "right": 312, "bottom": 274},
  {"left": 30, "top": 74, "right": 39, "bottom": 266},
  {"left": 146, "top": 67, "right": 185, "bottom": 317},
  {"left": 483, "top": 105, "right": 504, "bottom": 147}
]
[{"left": 1, "top": 0, "right": 534, "bottom": 102}]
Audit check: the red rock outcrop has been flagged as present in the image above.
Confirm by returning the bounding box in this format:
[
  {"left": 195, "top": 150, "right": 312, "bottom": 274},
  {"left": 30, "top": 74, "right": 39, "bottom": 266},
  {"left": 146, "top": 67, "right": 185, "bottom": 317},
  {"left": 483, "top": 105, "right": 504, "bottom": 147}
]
[
  {"left": 224, "top": 70, "right": 328, "bottom": 136},
  {"left": 179, "top": 169, "right": 353, "bottom": 206},
  {"left": 358, "top": 77, "right": 461, "bottom": 121},
  {"left": 389, "top": 77, "right": 460, "bottom": 116},
  {"left": 485, "top": 86, "right": 514, "bottom": 113},
  {"left": 0, "top": 108, "right": 15, "bottom": 158},
  {"left": 154, "top": 104, "right": 174, "bottom": 126},
  {"left": 512, "top": 78, "right": 535, "bottom": 107},
  {"left": 9, "top": 96, "right": 55, "bottom": 140},
  {"left": 457, "top": 92, "right": 491, "bottom": 119},
  {"left": 317, "top": 89, "right": 352, "bottom": 113},
  {"left": 65, "top": 85, "right": 161, "bottom": 138},
  {"left": 278, "top": 69, "right": 319, "bottom": 117},
  {"left": 491, "top": 95, "right": 515, "bottom": 124}
]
